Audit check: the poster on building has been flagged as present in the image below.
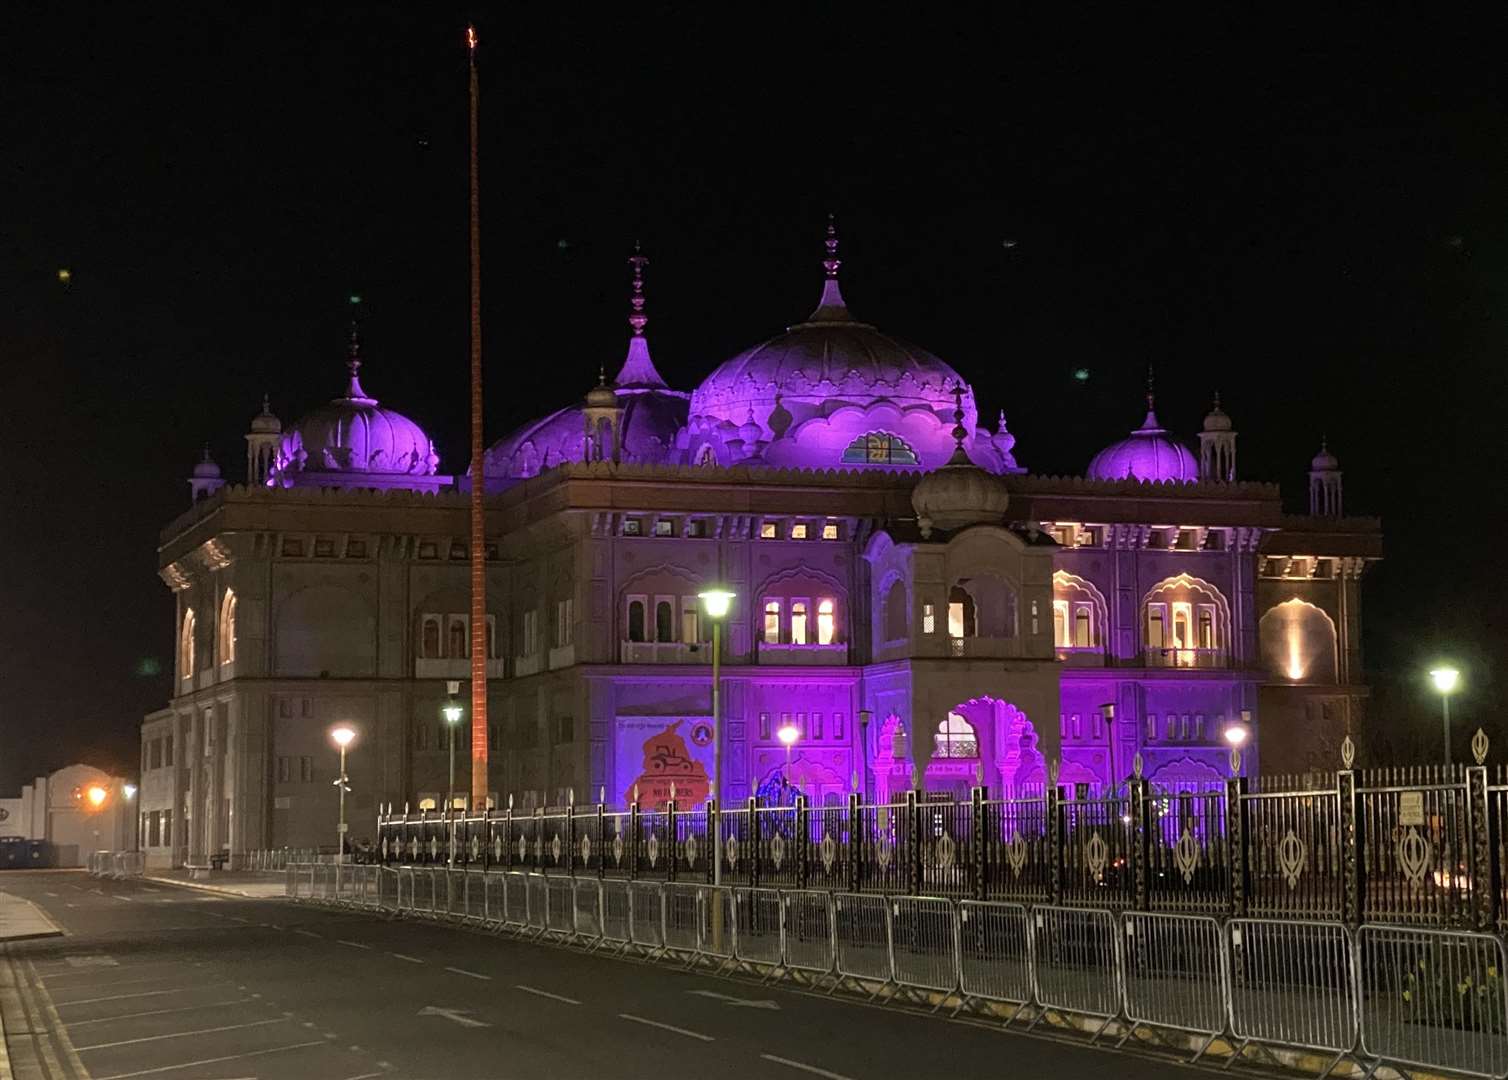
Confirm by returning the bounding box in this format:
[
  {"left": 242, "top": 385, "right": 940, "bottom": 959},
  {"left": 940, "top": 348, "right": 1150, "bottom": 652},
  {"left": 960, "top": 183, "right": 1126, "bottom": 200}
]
[{"left": 616, "top": 716, "right": 713, "bottom": 809}]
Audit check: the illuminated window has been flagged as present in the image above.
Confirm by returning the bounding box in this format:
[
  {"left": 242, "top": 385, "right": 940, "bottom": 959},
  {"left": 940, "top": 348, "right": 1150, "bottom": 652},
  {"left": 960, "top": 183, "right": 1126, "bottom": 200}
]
[
  {"left": 417, "top": 794, "right": 438, "bottom": 811},
  {"left": 627, "top": 598, "right": 646, "bottom": 643},
  {"left": 934, "top": 713, "right": 979, "bottom": 758},
  {"left": 840, "top": 432, "right": 919, "bottom": 465},
  {"left": 1071, "top": 713, "right": 1082, "bottom": 738},
  {"left": 822, "top": 522, "right": 839, "bottom": 540},
  {"left": 763, "top": 600, "right": 781, "bottom": 644},
  {"left": 921, "top": 603, "right": 935, "bottom": 635},
  {"left": 1146, "top": 604, "right": 1166, "bottom": 649},
  {"left": 680, "top": 597, "right": 701, "bottom": 644},
  {"left": 653, "top": 519, "right": 674, "bottom": 537},
  {"left": 1053, "top": 601, "right": 1068, "bottom": 646},
  {"left": 760, "top": 522, "right": 778, "bottom": 539},
  {"left": 817, "top": 599, "right": 836, "bottom": 644},
  {"left": 759, "top": 712, "right": 771, "bottom": 739},
  {"left": 1073, "top": 606, "right": 1093, "bottom": 648},
  {"left": 790, "top": 601, "right": 808, "bottom": 645},
  {"left": 1197, "top": 607, "right": 1214, "bottom": 649},
  {"left": 623, "top": 519, "right": 642, "bottom": 536},
  {"left": 179, "top": 609, "right": 196, "bottom": 677},
  {"left": 947, "top": 585, "right": 975, "bottom": 639},
  {"left": 218, "top": 590, "right": 237, "bottom": 664},
  {"left": 791, "top": 523, "right": 808, "bottom": 539}
]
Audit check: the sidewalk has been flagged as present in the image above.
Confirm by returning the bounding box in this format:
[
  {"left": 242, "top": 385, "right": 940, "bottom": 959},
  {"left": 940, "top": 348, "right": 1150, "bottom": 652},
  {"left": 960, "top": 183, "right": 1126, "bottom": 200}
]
[
  {"left": 0, "top": 891, "right": 63, "bottom": 942},
  {"left": 144, "top": 869, "right": 288, "bottom": 900}
]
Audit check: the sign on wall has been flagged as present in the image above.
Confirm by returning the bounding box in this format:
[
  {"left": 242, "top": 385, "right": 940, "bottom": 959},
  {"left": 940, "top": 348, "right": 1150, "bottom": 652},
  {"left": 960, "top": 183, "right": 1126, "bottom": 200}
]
[{"left": 615, "top": 717, "right": 712, "bottom": 809}]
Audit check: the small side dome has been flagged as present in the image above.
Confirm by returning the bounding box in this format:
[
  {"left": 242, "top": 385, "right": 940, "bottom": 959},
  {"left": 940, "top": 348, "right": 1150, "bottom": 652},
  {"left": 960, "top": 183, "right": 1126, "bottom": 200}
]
[
  {"left": 250, "top": 395, "right": 282, "bottom": 434},
  {"left": 192, "top": 448, "right": 222, "bottom": 479},
  {"left": 1311, "top": 441, "right": 1340, "bottom": 471},
  {"left": 1202, "top": 392, "right": 1233, "bottom": 432},
  {"left": 910, "top": 391, "right": 1010, "bottom": 536}
]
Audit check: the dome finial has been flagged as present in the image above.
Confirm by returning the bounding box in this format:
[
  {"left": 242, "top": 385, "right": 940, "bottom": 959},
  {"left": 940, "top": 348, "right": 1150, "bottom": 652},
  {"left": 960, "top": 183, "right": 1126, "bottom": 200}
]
[
  {"left": 946, "top": 382, "right": 971, "bottom": 465},
  {"left": 612, "top": 243, "right": 668, "bottom": 388},
  {"left": 807, "top": 214, "right": 852, "bottom": 323},
  {"left": 1138, "top": 364, "right": 1162, "bottom": 431},
  {"left": 336, "top": 320, "right": 377, "bottom": 405}
]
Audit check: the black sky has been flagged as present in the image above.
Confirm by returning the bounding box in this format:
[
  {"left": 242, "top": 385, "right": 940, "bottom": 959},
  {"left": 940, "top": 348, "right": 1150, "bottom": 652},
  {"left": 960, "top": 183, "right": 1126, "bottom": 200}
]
[{"left": 2, "top": 7, "right": 1505, "bottom": 789}]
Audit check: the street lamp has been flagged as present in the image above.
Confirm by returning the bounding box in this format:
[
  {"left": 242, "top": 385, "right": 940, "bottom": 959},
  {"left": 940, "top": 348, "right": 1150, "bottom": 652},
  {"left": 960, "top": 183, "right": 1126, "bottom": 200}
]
[
  {"left": 777, "top": 719, "right": 801, "bottom": 764},
  {"left": 857, "top": 709, "right": 872, "bottom": 800},
  {"left": 1430, "top": 666, "right": 1461, "bottom": 765},
  {"left": 698, "top": 589, "right": 735, "bottom": 887},
  {"left": 330, "top": 726, "right": 356, "bottom": 859},
  {"left": 443, "top": 681, "right": 464, "bottom": 868},
  {"left": 1224, "top": 722, "right": 1249, "bottom": 748}
]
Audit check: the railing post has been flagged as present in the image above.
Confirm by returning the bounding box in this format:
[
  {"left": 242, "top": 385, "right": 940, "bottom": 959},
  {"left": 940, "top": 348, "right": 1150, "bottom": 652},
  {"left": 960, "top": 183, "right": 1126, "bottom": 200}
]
[
  {"left": 705, "top": 799, "right": 716, "bottom": 885},
  {"left": 847, "top": 791, "right": 862, "bottom": 894},
  {"left": 1128, "top": 774, "right": 1150, "bottom": 911},
  {"left": 1338, "top": 767, "right": 1361, "bottom": 929},
  {"left": 796, "top": 793, "right": 810, "bottom": 889},
  {"left": 534, "top": 807, "right": 544, "bottom": 870},
  {"left": 629, "top": 792, "right": 641, "bottom": 881},
  {"left": 667, "top": 797, "right": 678, "bottom": 883},
  {"left": 747, "top": 796, "right": 760, "bottom": 889},
  {"left": 503, "top": 799, "right": 514, "bottom": 871},
  {"left": 567, "top": 793, "right": 577, "bottom": 879},
  {"left": 597, "top": 796, "right": 606, "bottom": 881},
  {"left": 1046, "top": 784, "right": 1063, "bottom": 906},
  {"left": 1467, "top": 761, "right": 1495, "bottom": 931},
  {"left": 1226, "top": 773, "right": 1248, "bottom": 918},
  {"left": 905, "top": 788, "right": 923, "bottom": 897},
  {"left": 970, "top": 784, "right": 987, "bottom": 901}
]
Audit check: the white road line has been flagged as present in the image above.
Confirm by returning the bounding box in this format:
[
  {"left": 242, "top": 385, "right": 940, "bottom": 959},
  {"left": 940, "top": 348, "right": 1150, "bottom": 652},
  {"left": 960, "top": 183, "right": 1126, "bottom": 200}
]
[
  {"left": 445, "top": 966, "right": 492, "bottom": 980},
  {"left": 759, "top": 1054, "right": 858, "bottom": 1080},
  {"left": 342, "top": 1072, "right": 384, "bottom": 1080},
  {"left": 336, "top": 939, "right": 373, "bottom": 950},
  {"left": 48, "top": 973, "right": 196, "bottom": 994},
  {"left": 56, "top": 986, "right": 222, "bottom": 1008},
  {"left": 65, "top": 999, "right": 254, "bottom": 1027},
  {"left": 293, "top": 929, "right": 323, "bottom": 939},
  {"left": 515, "top": 984, "right": 581, "bottom": 1005},
  {"left": 389, "top": 953, "right": 423, "bottom": 964},
  {"left": 45, "top": 891, "right": 59, "bottom": 897},
  {"left": 618, "top": 1013, "right": 714, "bottom": 1041},
  {"left": 74, "top": 1016, "right": 291, "bottom": 1052},
  {"left": 91, "top": 1039, "right": 326, "bottom": 1079}
]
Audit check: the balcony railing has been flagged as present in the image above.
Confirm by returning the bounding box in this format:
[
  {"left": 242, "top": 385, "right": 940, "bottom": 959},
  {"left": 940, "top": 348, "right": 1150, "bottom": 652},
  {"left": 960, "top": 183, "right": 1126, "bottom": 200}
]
[
  {"left": 947, "top": 636, "right": 1017, "bottom": 658},
  {"left": 757, "top": 642, "right": 847, "bottom": 666},
  {"left": 1144, "top": 646, "right": 1227, "bottom": 669},
  {"left": 620, "top": 641, "right": 710, "bottom": 664},
  {"left": 1055, "top": 646, "right": 1105, "bottom": 667},
  {"left": 415, "top": 658, "right": 506, "bottom": 679}
]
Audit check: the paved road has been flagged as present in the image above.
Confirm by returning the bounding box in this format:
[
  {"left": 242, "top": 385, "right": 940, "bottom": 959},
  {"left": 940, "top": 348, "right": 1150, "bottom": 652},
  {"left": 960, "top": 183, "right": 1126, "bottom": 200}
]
[{"left": 1, "top": 871, "right": 1234, "bottom": 1079}]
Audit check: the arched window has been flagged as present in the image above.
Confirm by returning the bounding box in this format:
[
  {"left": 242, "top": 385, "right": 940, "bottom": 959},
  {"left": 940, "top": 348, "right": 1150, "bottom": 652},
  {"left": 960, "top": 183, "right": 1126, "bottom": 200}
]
[
  {"left": 1143, "top": 574, "right": 1229, "bottom": 668},
  {"left": 655, "top": 600, "right": 674, "bottom": 643},
  {"left": 841, "top": 432, "right": 919, "bottom": 466},
  {"left": 763, "top": 600, "right": 781, "bottom": 644},
  {"left": 817, "top": 599, "right": 836, "bottom": 645},
  {"left": 179, "top": 609, "right": 196, "bottom": 677},
  {"left": 485, "top": 616, "right": 496, "bottom": 659},
  {"left": 447, "top": 618, "right": 467, "bottom": 658},
  {"left": 934, "top": 713, "right": 979, "bottom": 758},
  {"left": 947, "top": 585, "right": 976, "bottom": 639},
  {"left": 697, "top": 445, "right": 716, "bottom": 467},
  {"left": 422, "top": 617, "right": 441, "bottom": 657},
  {"left": 790, "top": 601, "right": 808, "bottom": 645},
  {"left": 627, "top": 600, "right": 646, "bottom": 643},
  {"left": 1074, "top": 607, "right": 1092, "bottom": 648},
  {"left": 218, "top": 590, "right": 237, "bottom": 665},
  {"left": 882, "top": 580, "right": 907, "bottom": 641}
]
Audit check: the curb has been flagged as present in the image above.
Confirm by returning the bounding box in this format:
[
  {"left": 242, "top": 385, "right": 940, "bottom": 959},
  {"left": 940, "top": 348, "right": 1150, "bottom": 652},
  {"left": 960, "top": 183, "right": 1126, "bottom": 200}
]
[{"left": 142, "top": 875, "right": 288, "bottom": 901}]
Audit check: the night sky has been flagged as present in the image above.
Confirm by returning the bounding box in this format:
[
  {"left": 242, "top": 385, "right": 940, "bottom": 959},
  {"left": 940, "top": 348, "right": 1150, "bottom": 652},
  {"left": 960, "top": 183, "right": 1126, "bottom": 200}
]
[{"left": 3, "top": 8, "right": 1504, "bottom": 790}]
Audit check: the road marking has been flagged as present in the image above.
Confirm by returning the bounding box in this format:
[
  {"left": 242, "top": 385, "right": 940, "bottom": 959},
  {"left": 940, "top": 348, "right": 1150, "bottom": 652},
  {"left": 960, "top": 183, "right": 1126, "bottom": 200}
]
[
  {"left": 74, "top": 1016, "right": 291, "bottom": 1052},
  {"left": 516, "top": 984, "right": 581, "bottom": 1005},
  {"left": 389, "top": 953, "right": 423, "bottom": 964},
  {"left": 48, "top": 973, "right": 198, "bottom": 994},
  {"left": 445, "top": 966, "right": 491, "bottom": 980},
  {"left": 418, "top": 1005, "right": 491, "bottom": 1028},
  {"left": 66, "top": 999, "right": 254, "bottom": 1027},
  {"left": 91, "top": 1039, "right": 326, "bottom": 1078},
  {"left": 61, "top": 954, "right": 119, "bottom": 969},
  {"left": 56, "top": 986, "right": 220, "bottom": 1008},
  {"left": 759, "top": 1054, "right": 857, "bottom": 1080},
  {"left": 688, "top": 988, "right": 780, "bottom": 1009},
  {"left": 343, "top": 1074, "right": 384, "bottom": 1080},
  {"left": 618, "top": 1013, "right": 714, "bottom": 1041},
  {"left": 337, "top": 939, "right": 373, "bottom": 950},
  {"left": 293, "top": 929, "right": 323, "bottom": 939},
  {"left": 45, "top": 891, "right": 59, "bottom": 897}
]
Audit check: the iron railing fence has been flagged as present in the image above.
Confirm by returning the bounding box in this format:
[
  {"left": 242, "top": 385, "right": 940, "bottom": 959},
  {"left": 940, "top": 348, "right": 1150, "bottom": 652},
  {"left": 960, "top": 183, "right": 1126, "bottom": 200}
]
[{"left": 370, "top": 730, "right": 1508, "bottom": 932}]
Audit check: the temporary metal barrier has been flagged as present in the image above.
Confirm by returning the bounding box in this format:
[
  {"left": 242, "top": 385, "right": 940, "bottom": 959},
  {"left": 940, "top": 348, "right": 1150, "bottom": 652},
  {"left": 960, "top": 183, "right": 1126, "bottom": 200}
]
[
  {"left": 378, "top": 866, "right": 399, "bottom": 911},
  {"left": 733, "top": 887, "right": 784, "bottom": 967},
  {"left": 503, "top": 871, "right": 530, "bottom": 928},
  {"left": 527, "top": 874, "right": 550, "bottom": 934},
  {"left": 600, "top": 879, "right": 632, "bottom": 945},
  {"left": 957, "top": 900, "right": 1032, "bottom": 1007},
  {"left": 1357, "top": 924, "right": 1508, "bottom": 1079},
  {"left": 544, "top": 876, "right": 574, "bottom": 936},
  {"left": 414, "top": 867, "right": 438, "bottom": 914},
  {"left": 484, "top": 871, "right": 506, "bottom": 923},
  {"left": 1029, "top": 905, "right": 1122, "bottom": 1032},
  {"left": 1227, "top": 918, "right": 1358, "bottom": 1067},
  {"left": 782, "top": 890, "right": 835, "bottom": 974},
  {"left": 1120, "top": 911, "right": 1228, "bottom": 1058},
  {"left": 698, "top": 886, "right": 736, "bottom": 960},
  {"left": 285, "top": 864, "right": 303, "bottom": 899},
  {"left": 572, "top": 878, "right": 604, "bottom": 941},
  {"left": 834, "top": 892, "right": 893, "bottom": 986},
  {"left": 464, "top": 871, "right": 486, "bottom": 920},
  {"left": 891, "top": 896, "right": 958, "bottom": 994},
  {"left": 630, "top": 881, "right": 665, "bottom": 951},
  {"left": 663, "top": 882, "right": 700, "bottom": 954}
]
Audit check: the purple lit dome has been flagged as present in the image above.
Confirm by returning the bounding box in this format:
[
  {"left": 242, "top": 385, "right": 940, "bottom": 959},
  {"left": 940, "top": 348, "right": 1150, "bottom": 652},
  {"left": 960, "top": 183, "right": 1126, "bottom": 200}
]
[
  {"left": 272, "top": 332, "right": 439, "bottom": 483},
  {"left": 1086, "top": 393, "right": 1197, "bottom": 484},
  {"left": 1311, "top": 442, "right": 1340, "bottom": 471}
]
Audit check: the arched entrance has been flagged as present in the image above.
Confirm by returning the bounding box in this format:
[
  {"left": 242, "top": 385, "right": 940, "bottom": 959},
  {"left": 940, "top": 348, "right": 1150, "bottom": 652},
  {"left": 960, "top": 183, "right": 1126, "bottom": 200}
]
[{"left": 869, "top": 697, "right": 1047, "bottom": 800}]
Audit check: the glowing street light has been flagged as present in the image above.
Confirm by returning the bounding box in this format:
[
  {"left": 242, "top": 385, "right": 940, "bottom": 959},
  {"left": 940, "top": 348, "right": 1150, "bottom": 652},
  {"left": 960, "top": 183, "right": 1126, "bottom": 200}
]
[
  {"left": 777, "top": 720, "right": 801, "bottom": 768},
  {"left": 86, "top": 785, "right": 108, "bottom": 808},
  {"left": 122, "top": 784, "right": 138, "bottom": 800},
  {"left": 330, "top": 726, "right": 356, "bottom": 858},
  {"left": 443, "top": 681, "right": 464, "bottom": 868},
  {"left": 1430, "top": 666, "right": 1461, "bottom": 765},
  {"left": 1223, "top": 723, "right": 1249, "bottom": 748},
  {"left": 699, "top": 589, "right": 735, "bottom": 887}
]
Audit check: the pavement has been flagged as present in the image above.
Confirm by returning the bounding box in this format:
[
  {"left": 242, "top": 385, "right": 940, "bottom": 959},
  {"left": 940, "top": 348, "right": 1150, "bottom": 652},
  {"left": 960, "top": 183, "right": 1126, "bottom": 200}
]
[
  {"left": 0, "top": 869, "right": 1249, "bottom": 1080},
  {"left": 142, "top": 870, "right": 288, "bottom": 899},
  {"left": 0, "top": 891, "right": 64, "bottom": 943}
]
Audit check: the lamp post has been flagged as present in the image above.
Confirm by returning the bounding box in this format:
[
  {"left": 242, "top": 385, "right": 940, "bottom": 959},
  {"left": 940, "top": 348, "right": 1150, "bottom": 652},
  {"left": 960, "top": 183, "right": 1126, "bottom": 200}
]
[
  {"left": 698, "top": 589, "right": 735, "bottom": 887},
  {"left": 330, "top": 726, "right": 356, "bottom": 860},
  {"left": 123, "top": 783, "right": 138, "bottom": 853},
  {"left": 857, "top": 709, "right": 872, "bottom": 801},
  {"left": 1430, "top": 666, "right": 1461, "bottom": 765},
  {"left": 443, "top": 681, "right": 464, "bottom": 868},
  {"left": 777, "top": 719, "right": 801, "bottom": 766}
]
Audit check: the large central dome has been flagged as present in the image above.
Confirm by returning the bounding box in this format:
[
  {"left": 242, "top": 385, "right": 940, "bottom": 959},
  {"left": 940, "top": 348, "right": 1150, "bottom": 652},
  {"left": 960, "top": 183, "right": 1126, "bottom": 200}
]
[{"left": 684, "top": 221, "right": 1015, "bottom": 473}]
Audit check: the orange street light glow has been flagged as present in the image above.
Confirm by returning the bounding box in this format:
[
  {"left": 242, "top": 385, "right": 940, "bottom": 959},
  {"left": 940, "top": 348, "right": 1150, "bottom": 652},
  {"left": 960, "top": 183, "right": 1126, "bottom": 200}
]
[
  {"left": 86, "top": 785, "right": 107, "bottom": 807},
  {"left": 467, "top": 26, "right": 477, "bottom": 50}
]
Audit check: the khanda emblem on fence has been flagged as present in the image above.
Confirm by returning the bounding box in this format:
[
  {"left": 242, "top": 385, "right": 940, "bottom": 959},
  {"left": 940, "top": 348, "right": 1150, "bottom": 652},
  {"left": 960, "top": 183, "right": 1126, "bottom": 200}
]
[
  {"left": 1005, "top": 830, "right": 1028, "bottom": 878},
  {"left": 770, "top": 831, "right": 787, "bottom": 870},
  {"left": 935, "top": 832, "right": 956, "bottom": 871},
  {"left": 612, "top": 819, "right": 625, "bottom": 867},
  {"left": 579, "top": 833, "right": 591, "bottom": 864},
  {"left": 551, "top": 833, "right": 563, "bottom": 865},
  {"left": 1397, "top": 826, "right": 1433, "bottom": 892},
  {"left": 725, "top": 834, "right": 739, "bottom": 869},
  {"left": 1085, "top": 830, "right": 1109, "bottom": 883},
  {"left": 1174, "top": 826, "right": 1199, "bottom": 884},
  {"left": 1278, "top": 829, "right": 1306, "bottom": 888},
  {"left": 646, "top": 830, "right": 661, "bottom": 867},
  {"left": 493, "top": 835, "right": 503, "bottom": 862},
  {"left": 684, "top": 835, "right": 699, "bottom": 867},
  {"left": 469, "top": 834, "right": 480, "bottom": 861},
  {"left": 820, "top": 832, "right": 837, "bottom": 873}
]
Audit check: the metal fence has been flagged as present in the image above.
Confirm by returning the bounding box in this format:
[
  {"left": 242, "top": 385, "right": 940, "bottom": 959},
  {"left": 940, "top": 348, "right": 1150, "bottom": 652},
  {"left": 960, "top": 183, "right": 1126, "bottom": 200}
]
[{"left": 86, "top": 851, "right": 145, "bottom": 879}]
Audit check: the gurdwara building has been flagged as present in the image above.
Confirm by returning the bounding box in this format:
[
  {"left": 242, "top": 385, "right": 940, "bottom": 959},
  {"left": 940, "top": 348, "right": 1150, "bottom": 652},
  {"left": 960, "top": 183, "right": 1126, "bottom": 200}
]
[{"left": 137, "top": 227, "right": 1380, "bottom": 866}]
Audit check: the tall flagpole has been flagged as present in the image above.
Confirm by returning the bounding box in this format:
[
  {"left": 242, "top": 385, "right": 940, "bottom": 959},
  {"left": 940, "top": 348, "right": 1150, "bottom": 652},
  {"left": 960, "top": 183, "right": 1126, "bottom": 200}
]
[{"left": 467, "top": 25, "right": 489, "bottom": 811}]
